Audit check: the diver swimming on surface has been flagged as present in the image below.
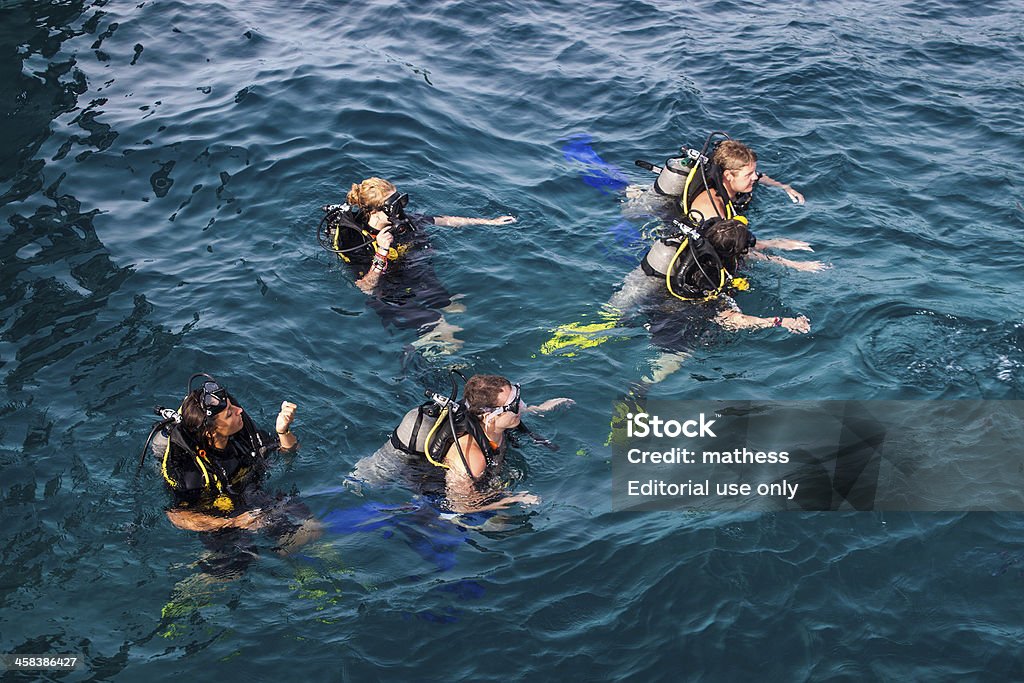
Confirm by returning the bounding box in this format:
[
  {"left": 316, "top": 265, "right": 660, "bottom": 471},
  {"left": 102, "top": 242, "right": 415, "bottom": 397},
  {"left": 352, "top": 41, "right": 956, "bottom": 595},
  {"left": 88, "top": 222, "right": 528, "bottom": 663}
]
[
  {"left": 606, "top": 217, "right": 813, "bottom": 382},
  {"left": 633, "top": 131, "right": 824, "bottom": 272},
  {"left": 540, "top": 206, "right": 822, "bottom": 363},
  {"left": 318, "top": 176, "right": 516, "bottom": 353},
  {"left": 351, "top": 371, "right": 573, "bottom": 514},
  {"left": 143, "top": 374, "right": 320, "bottom": 574},
  {"left": 611, "top": 217, "right": 811, "bottom": 330}
]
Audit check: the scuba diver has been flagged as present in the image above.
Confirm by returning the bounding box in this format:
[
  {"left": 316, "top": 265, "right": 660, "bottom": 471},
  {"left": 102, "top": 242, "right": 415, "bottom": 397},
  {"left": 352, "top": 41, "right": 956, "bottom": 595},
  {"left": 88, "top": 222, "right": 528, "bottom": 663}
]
[
  {"left": 610, "top": 217, "right": 811, "bottom": 332},
  {"left": 318, "top": 177, "right": 516, "bottom": 352},
  {"left": 634, "top": 132, "right": 824, "bottom": 272},
  {"left": 352, "top": 371, "right": 572, "bottom": 513},
  {"left": 142, "top": 374, "right": 319, "bottom": 556},
  {"left": 603, "top": 217, "right": 811, "bottom": 382}
]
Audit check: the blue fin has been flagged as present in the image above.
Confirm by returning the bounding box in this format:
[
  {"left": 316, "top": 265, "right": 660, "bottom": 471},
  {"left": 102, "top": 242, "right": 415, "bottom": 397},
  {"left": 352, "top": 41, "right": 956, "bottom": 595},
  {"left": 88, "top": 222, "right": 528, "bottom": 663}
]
[{"left": 561, "top": 134, "right": 629, "bottom": 194}]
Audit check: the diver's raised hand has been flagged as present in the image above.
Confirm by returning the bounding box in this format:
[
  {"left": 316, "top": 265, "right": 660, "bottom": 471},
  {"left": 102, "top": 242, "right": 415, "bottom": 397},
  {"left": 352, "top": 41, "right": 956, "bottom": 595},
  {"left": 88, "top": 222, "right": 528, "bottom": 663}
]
[
  {"left": 789, "top": 259, "right": 828, "bottom": 273},
  {"left": 276, "top": 401, "right": 297, "bottom": 435},
  {"left": 374, "top": 226, "right": 394, "bottom": 251}
]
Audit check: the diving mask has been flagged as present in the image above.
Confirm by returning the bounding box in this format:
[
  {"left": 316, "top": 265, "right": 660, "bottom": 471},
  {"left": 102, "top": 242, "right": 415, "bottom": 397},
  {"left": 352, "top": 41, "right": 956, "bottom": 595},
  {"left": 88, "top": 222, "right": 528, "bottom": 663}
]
[
  {"left": 202, "top": 381, "right": 229, "bottom": 417},
  {"left": 379, "top": 192, "right": 414, "bottom": 235},
  {"left": 492, "top": 383, "right": 522, "bottom": 415}
]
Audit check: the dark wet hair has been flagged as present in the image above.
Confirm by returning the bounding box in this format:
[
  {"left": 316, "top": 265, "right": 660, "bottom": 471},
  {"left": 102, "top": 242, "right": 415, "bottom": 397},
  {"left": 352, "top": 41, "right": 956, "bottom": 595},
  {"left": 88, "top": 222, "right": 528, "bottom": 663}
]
[
  {"left": 701, "top": 218, "right": 753, "bottom": 273},
  {"left": 463, "top": 374, "right": 511, "bottom": 416},
  {"left": 180, "top": 389, "right": 218, "bottom": 447}
]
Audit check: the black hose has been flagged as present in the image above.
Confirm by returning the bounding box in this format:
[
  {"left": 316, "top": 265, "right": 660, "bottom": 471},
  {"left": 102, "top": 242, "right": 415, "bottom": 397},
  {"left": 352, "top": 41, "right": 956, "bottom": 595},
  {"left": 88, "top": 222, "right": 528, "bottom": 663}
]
[
  {"left": 448, "top": 405, "right": 473, "bottom": 476},
  {"left": 516, "top": 422, "right": 559, "bottom": 452},
  {"left": 689, "top": 240, "right": 719, "bottom": 290},
  {"left": 316, "top": 208, "right": 375, "bottom": 255},
  {"left": 696, "top": 130, "right": 733, "bottom": 221}
]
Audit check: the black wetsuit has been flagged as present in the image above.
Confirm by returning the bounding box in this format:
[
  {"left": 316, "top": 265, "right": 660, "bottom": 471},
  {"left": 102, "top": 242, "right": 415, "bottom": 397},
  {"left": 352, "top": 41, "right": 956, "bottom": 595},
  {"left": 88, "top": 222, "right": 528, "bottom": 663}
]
[
  {"left": 643, "top": 297, "right": 730, "bottom": 355},
  {"left": 161, "top": 419, "right": 308, "bottom": 576},
  {"left": 342, "top": 213, "right": 454, "bottom": 332},
  {"left": 162, "top": 429, "right": 272, "bottom": 514}
]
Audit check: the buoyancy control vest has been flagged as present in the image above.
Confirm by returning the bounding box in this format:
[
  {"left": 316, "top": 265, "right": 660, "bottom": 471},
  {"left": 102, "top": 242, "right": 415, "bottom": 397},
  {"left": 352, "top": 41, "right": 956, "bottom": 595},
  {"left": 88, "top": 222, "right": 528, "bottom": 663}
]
[
  {"left": 641, "top": 223, "right": 748, "bottom": 302},
  {"left": 318, "top": 204, "right": 382, "bottom": 265},
  {"left": 317, "top": 204, "right": 411, "bottom": 267},
  {"left": 159, "top": 407, "right": 275, "bottom": 513},
  {"left": 390, "top": 398, "right": 499, "bottom": 480}
]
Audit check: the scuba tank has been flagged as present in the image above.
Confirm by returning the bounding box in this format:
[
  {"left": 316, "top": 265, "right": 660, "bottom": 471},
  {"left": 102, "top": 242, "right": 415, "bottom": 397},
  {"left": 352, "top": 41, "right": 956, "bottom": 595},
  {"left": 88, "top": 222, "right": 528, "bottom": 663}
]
[
  {"left": 634, "top": 156, "right": 690, "bottom": 197},
  {"left": 139, "top": 406, "right": 181, "bottom": 469},
  {"left": 391, "top": 394, "right": 466, "bottom": 467},
  {"left": 390, "top": 369, "right": 470, "bottom": 469},
  {"left": 641, "top": 219, "right": 750, "bottom": 302},
  {"left": 635, "top": 149, "right": 707, "bottom": 198}
]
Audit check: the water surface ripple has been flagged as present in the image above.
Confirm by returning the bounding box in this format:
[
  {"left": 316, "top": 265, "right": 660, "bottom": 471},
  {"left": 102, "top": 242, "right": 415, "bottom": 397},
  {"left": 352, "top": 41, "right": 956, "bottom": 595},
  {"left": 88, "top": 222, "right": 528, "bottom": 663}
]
[{"left": 1, "top": 0, "right": 1023, "bottom": 679}]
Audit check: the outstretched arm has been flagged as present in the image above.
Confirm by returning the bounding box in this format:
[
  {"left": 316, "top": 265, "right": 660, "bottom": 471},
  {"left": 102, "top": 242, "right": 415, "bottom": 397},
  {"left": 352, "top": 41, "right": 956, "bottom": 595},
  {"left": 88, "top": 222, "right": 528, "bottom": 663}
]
[
  {"left": 526, "top": 398, "right": 575, "bottom": 414},
  {"left": 446, "top": 491, "right": 540, "bottom": 514},
  {"left": 754, "top": 237, "right": 813, "bottom": 252},
  {"left": 715, "top": 308, "right": 811, "bottom": 334},
  {"left": 758, "top": 173, "right": 804, "bottom": 204},
  {"left": 433, "top": 215, "right": 516, "bottom": 227},
  {"left": 747, "top": 249, "right": 826, "bottom": 272},
  {"left": 166, "top": 507, "right": 266, "bottom": 532}
]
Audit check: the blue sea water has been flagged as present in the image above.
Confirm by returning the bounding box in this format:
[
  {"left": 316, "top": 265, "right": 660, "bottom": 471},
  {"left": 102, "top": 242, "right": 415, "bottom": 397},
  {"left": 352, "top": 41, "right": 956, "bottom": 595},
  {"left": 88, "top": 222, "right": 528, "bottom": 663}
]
[{"left": 2, "top": 0, "right": 1023, "bottom": 679}]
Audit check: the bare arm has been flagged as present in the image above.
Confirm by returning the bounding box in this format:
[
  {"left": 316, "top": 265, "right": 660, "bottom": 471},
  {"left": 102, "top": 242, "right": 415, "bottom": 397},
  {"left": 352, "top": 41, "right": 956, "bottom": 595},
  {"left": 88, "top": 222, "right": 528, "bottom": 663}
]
[
  {"left": 275, "top": 401, "right": 298, "bottom": 451},
  {"left": 747, "top": 249, "right": 826, "bottom": 272},
  {"left": 715, "top": 308, "right": 810, "bottom": 334},
  {"left": 355, "top": 268, "right": 383, "bottom": 294},
  {"left": 166, "top": 507, "right": 265, "bottom": 532},
  {"left": 446, "top": 434, "right": 488, "bottom": 479},
  {"left": 355, "top": 224, "right": 393, "bottom": 294},
  {"left": 433, "top": 215, "right": 516, "bottom": 227},
  {"left": 758, "top": 173, "right": 804, "bottom": 204},
  {"left": 754, "top": 237, "right": 813, "bottom": 252},
  {"left": 445, "top": 491, "right": 540, "bottom": 514},
  {"left": 526, "top": 398, "right": 574, "bottom": 414}
]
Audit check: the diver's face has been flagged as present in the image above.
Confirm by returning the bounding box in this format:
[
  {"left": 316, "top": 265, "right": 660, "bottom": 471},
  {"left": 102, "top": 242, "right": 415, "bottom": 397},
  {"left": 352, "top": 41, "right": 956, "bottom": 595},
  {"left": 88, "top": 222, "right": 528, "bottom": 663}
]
[
  {"left": 211, "top": 398, "right": 244, "bottom": 438},
  {"left": 724, "top": 162, "right": 758, "bottom": 195},
  {"left": 487, "top": 384, "right": 522, "bottom": 430}
]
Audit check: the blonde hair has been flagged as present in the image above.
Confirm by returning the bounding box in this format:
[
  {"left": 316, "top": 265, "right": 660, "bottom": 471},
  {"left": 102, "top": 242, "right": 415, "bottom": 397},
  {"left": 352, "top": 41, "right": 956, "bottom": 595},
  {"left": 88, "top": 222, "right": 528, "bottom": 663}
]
[
  {"left": 712, "top": 140, "right": 757, "bottom": 171},
  {"left": 346, "top": 177, "right": 396, "bottom": 210}
]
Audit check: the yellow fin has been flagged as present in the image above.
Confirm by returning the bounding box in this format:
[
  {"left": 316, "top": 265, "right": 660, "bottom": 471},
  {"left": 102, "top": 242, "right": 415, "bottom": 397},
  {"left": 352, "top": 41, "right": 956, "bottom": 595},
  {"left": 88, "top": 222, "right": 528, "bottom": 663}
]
[{"left": 540, "top": 320, "right": 618, "bottom": 356}]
